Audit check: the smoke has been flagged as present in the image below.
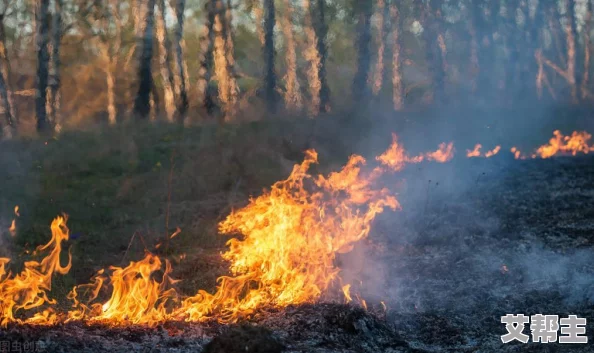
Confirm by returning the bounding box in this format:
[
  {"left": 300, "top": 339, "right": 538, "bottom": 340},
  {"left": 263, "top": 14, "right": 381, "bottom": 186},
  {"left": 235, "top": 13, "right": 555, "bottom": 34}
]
[{"left": 336, "top": 154, "right": 594, "bottom": 316}]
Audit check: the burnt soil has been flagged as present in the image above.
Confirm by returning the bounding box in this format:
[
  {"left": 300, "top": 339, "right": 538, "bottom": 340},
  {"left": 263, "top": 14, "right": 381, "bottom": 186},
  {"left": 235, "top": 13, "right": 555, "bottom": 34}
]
[{"left": 2, "top": 155, "right": 594, "bottom": 352}]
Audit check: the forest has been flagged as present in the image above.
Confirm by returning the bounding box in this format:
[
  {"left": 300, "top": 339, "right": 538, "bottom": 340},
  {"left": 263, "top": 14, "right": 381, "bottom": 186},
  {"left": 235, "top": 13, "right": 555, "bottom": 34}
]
[{"left": 0, "top": 0, "right": 591, "bottom": 136}]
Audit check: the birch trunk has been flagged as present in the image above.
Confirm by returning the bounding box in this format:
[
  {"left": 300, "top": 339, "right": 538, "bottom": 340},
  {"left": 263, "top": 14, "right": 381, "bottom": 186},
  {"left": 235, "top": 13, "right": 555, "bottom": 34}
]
[
  {"left": 221, "top": 0, "right": 239, "bottom": 120},
  {"left": 371, "top": 0, "right": 385, "bottom": 96},
  {"left": 213, "top": 12, "right": 232, "bottom": 120},
  {"left": 106, "top": 67, "right": 117, "bottom": 125},
  {"left": 263, "top": 0, "right": 277, "bottom": 113},
  {"left": 0, "top": 13, "right": 14, "bottom": 136},
  {"left": 171, "top": 0, "right": 188, "bottom": 120},
  {"left": 581, "top": 0, "right": 592, "bottom": 99},
  {"left": 389, "top": 3, "right": 403, "bottom": 111},
  {"left": 47, "top": 0, "right": 62, "bottom": 132},
  {"left": 352, "top": 0, "right": 373, "bottom": 103},
  {"left": 253, "top": 0, "right": 265, "bottom": 46},
  {"left": 302, "top": 0, "right": 320, "bottom": 116},
  {"left": 197, "top": 0, "right": 216, "bottom": 115},
  {"left": 35, "top": 0, "right": 51, "bottom": 133},
  {"left": 281, "top": 0, "right": 301, "bottom": 111},
  {"left": 314, "top": 0, "right": 330, "bottom": 112},
  {"left": 156, "top": 0, "right": 176, "bottom": 122},
  {"left": 133, "top": 0, "right": 157, "bottom": 119}
]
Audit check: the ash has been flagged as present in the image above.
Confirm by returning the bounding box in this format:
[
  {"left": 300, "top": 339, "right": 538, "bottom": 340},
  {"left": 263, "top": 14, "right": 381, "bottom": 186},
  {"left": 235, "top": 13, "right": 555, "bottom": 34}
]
[{"left": 2, "top": 156, "right": 594, "bottom": 352}]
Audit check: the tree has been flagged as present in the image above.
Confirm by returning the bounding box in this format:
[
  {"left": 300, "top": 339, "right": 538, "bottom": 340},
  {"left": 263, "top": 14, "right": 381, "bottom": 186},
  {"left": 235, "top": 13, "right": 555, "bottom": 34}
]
[
  {"left": 422, "top": 0, "right": 447, "bottom": 104},
  {"left": 133, "top": 0, "right": 157, "bottom": 119},
  {"left": 352, "top": 0, "right": 373, "bottom": 104},
  {"left": 314, "top": 0, "right": 330, "bottom": 112},
  {"left": 263, "top": 0, "right": 277, "bottom": 113},
  {"left": 537, "top": 0, "right": 578, "bottom": 103},
  {"left": 281, "top": 0, "right": 301, "bottom": 111},
  {"left": 0, "top": 2, "right": 15, "bottom": 138},
  {"left": 171, "top": 0, "right": 189, "bottom": 121},
  {"left": 35, "top": 0, "right": 51, "bottom": 133},
  {"left": 47, "top": 0, "right": 63, "bottom": 132},
  {"left": 389, "top": 1, "right": 403, "bottom": 111},
  {"left": 197, "top": 0, "right": 216, "bottom": 116},
  {"left": 371, "top": 0, "right": 386, "bottom": 96},
  {"left": 156, "top": 0, "right": 176, "bottom": 122}
]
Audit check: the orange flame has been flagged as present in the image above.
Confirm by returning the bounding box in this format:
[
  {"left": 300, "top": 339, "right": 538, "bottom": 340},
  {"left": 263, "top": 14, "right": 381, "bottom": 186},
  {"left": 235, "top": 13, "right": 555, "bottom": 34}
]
[
  {"left": 8, "top": 205, "right": 19, "bottom": 237},
  {"left": 467, "top": 144, "right": 501, "bottom": 158},
  {"left": 8, "top": 130, "right": 594, "bottom": 327},
  {"left": 0, "top": 217, "right": 71, "bottom": 327},
  {"left": 68, "top": 254, "right": 179, "bottom": 326},
  {"left": 467, "top": 144, "right": 482, "bottom": 158},
  {"left": 177, "top": 148, "right": 401, "bottom": 323},
  {"left": 485, "top": 146, "right": 501, "bottom": 158},
  {"left": 532, "top": 130, "right": 594, "bottom": 159},
  {"left": 342, "top": 284, "right": 352, "bottom": 303},
  {"left": 376, "top": 134, "right": 454, "bottom": 171},
  {"left": 426, "top": 142, "right": 455, "bottom": 163}
]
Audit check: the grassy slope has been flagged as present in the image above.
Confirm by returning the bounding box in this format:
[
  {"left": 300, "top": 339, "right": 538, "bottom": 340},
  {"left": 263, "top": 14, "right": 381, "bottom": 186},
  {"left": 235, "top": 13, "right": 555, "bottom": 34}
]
[
  {"left": 0, "top": 118, "right": 362, "bottom": 301},
  {"left": 0, "top": 103, "right": 591, "bottom": 306}
]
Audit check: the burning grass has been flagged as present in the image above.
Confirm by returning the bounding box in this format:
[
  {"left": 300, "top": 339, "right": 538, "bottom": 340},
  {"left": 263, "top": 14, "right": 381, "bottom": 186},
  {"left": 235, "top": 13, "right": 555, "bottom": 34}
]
[
  {"left": 1, "top": 120, "right": 594, "bottom": 351},
  {"left": 0, "top": 129, "right": 455, "bottom": 327}
]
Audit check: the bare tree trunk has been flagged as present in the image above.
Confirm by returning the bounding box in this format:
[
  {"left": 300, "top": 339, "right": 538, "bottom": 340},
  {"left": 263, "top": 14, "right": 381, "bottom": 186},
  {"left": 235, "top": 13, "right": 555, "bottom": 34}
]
[
  {"left": 352, "top": 0, "right": 373, "bottom": 104},
  {"left": 106, "top": 67, "right": 116, "bottom": 125},
  {"left": 213, "top": 10, "right": 232, "bottom": 120},
  {"left": 536, "top": 49, "right": 544, "bottom": 99},
  {"left": 197, "top": 0, "right": 216, "bottom": 116},
  {"left": 467, "top": 18, "right": 478, "bottom": 93},
  {"left": 253, "top": 0, "right": 265, "bottom": 46},
  {"left": 0, "top": 12, "right": 14, "bottom": 137},
  {"left": 156, "top": 0, "right": 176, "bottom": 122},
  {"left": 567, "top": 0, "right": 578, "bottom": 102},
  {"left": 314, "top": 0, "right": 330, "bottom": 112},
  {"left": 35, "top": 0, "right": 51, "bottom": 133},
  {"left": 539, "top": 0, "right": 577, "bottom": 103},
  {"left": 170, "top": 0, "right": 188, "bottom": 121},
  {"left": 281, "top": 0, "right": 301, "bottom": 111},
  {"left": 221, "top": 0, "right": 239, "bottom": 121},
  {"left": 263, "top": 0, "right": 277, "bottom": 113},
  {"left": 581, "top": 0, "right": 592, "bottom": 99},
  {"left": 302, "top": 0, "right": 320, "bottom": 116},
  {"left": 389, "top": 3, "right": 403, "bottom": 111},
  {"left": 371, "top": 0, "right": 385, "bottom": 96},
  {"left": 47, "top": 0, "right": 62, "bottom": 132},
  {"left": 422, "top": 0, "right": 447, "bottom": 104},
  {"left": 99, "top": 0, "right": 122, "bottom": 125},
  {"left": 133, "top": 0, "right": 157, "bottom": 119}
]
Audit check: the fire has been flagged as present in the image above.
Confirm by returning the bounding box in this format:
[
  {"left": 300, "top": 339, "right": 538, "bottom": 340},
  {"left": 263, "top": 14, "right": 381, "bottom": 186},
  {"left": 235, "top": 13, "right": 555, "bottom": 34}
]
[
  {"left": 511, "top": 131, "right": 593, "bottom": 160},
  {"left": 342, "top": 284, "right": 352, "bottom": 303},
  {"left": 485, "top": 146, "right": 501, "bottom": 158},
  {"left": 69, "top": 254, "right": 179, "bottom": 326},
  {"left": 532, "top": 130, "right": 594, "bottom": 159},
  {"left": 0, "top": 217, "right": 71, "bottom": 327},
  {"left": 467, "top": 144, "right": 482, "bottom": 158},
  {"left": 511, "top": 147, "right": 523, "bottom": 160},
  {"left": 376, "top": 134, "right": 454, "bottom": 171},
  {"left": 178, "top": 148, "right": 401, "bottom": 323},
  {"left": 426, "top": 142, "right": 455, "bottom": 163},
  {"left": 467, "top": 144, "right": 501, "bottom": 158},
  {"left": 8, "top": 205, "right": 19, "bottom": 237},
  {"left": 2, "top": 129, "right": 593, "bottom": 327}
]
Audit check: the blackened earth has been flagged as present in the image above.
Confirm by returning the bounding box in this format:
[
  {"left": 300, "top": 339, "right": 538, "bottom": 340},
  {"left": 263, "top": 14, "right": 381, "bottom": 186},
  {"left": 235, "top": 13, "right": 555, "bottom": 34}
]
[{"left": 2, "top": 155, "right": 594, "bottom": 352}]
